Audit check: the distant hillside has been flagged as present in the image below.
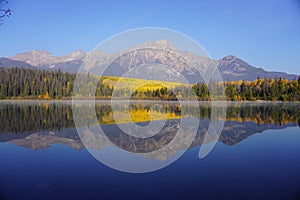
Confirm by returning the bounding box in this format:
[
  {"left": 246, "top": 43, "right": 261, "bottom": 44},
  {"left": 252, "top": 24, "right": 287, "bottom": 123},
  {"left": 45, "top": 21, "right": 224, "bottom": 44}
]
[{"left": 0, "top": 57, "right": 34, "bottom": 69}]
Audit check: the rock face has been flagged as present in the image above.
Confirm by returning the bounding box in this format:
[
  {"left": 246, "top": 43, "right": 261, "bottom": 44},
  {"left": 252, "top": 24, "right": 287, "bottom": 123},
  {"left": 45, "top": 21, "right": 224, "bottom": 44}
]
[
  {"left": 6, "top": 40, "right": 298, "bottom": 81},
  {"left": 217, "top": 55, "right": 297, "bottom": 81},
  {"left": 10, "top": 132, "right": 84, "bottom": 150},
  {"left": 10, "top": 49, "right": 86, "bottom": 67}
]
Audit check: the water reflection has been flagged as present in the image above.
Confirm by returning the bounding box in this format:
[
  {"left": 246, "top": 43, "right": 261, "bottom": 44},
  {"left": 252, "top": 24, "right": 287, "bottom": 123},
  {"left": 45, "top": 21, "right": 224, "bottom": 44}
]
[{"left": 0, "top": 101, "right": 299, "bottom": 154}]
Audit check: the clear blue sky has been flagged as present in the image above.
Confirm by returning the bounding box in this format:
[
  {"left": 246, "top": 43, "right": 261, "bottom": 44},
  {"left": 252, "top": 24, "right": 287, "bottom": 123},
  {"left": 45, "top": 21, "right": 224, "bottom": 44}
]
[{"left": 0, "top": 0, "right": 300, "bottom": 74}]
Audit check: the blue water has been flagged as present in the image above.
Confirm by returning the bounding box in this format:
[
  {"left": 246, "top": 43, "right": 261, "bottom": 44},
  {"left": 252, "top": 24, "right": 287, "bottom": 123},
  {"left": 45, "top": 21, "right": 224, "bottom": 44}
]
[{"left": 0, "top": 127, "right": 299, "bottom": 200}]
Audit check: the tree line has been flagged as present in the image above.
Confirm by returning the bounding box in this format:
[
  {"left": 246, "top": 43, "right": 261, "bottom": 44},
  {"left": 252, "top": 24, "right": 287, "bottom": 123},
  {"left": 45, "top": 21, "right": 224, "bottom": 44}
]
[
  {"left": 223, "top": 77, "right": 300, "bottom": 101},
  {"left": 132, "top": 77, "right": 300, "bottom": 101},
  {"left": 0, "top": 67, "right": 75, "bottom": 99},
  {"left": 0, "top": 67, "right": 300, "bottom": 101}
]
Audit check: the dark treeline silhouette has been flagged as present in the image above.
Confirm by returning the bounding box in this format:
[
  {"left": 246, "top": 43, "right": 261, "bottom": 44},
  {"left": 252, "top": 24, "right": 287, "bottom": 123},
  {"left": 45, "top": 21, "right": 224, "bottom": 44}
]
[
  {"left": 0, "top": 67, "right": 300, "bottom": 101},
  {"left": 0, "top": 67, "right": 75, "bottom": 99}
]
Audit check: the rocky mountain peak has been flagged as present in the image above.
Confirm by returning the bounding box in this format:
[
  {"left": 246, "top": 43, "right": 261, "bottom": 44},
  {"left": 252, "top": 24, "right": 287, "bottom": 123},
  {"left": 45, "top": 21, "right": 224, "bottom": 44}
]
[
  {"left": 10, "top": 49, "right": 55, "bottom": 66},
  {"left": 31, "top": 49, "right": 51, "bottom": 54},
  {"left": 222, "top": 55, "right": 238, "bottom": 61},
  {"left": 62, "top": 49, "right": 86, "bottom": 62},
  {"left": 137, "top": 39, "right": 178, "bottom": 51}
]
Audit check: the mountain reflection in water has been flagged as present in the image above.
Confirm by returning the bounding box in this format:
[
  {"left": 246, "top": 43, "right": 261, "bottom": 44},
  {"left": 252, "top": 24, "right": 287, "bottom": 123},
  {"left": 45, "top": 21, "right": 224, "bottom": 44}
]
[{"left": 0, "top": 101, "right": 299, "bottom": 157}]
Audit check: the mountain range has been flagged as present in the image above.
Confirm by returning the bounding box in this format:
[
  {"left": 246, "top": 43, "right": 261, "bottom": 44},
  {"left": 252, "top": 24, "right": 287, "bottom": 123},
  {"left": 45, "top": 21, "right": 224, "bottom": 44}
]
[
  {"left": 0, "top": 40, "right": 297, "bottom": 82},
  {"left": 0, "top": 121, "right": 296, "bottom": 156}
]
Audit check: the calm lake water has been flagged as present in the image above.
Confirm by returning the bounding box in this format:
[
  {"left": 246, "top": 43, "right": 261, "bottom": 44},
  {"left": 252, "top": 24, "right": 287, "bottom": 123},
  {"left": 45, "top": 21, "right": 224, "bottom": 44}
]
[{"left": 0, "top": 101, "right": 300, "bottom": 200}]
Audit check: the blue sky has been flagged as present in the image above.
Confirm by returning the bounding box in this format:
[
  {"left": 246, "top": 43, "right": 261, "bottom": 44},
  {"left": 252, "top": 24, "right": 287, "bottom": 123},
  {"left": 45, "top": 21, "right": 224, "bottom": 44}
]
[{"left": 0, "top": 0, "right": 300, "bottom": 74}]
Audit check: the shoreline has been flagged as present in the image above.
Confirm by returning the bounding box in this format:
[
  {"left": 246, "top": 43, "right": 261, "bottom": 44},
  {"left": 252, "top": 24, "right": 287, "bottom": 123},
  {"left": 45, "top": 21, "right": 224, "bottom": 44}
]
[{"left": 0, "top": 99, "right": 299, "bottom": 104}]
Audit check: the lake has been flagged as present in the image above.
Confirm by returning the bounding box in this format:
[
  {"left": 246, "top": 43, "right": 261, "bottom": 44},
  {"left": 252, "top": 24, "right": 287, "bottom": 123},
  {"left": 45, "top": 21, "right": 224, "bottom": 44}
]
[{"left": 0, "top": 101, "right": 300, "bottom": 200}]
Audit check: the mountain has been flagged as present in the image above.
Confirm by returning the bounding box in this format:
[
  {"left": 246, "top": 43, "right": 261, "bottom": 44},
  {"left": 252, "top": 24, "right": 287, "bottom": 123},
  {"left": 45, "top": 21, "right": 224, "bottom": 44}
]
[
  {"left": 0, "top": 57, "right": 34, "bottom": 68},
  {"left": 9, "top": 49, "right": 86, "bottom": 72},
  {"left": 10, "top": 49, "right": 86, "bottom": 66},
  {"left": 6, "top": 40, "right": 298, "bottom": 81},
  {"left": 217, "top": 55, "right": 297, "bottom": 81}
]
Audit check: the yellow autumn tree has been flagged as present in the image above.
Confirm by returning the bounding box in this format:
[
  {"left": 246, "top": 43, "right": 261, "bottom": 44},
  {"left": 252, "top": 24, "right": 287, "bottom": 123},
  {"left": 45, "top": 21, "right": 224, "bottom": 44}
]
[{"left": 44, "top": 91, "right": 50, "bottom": 100}]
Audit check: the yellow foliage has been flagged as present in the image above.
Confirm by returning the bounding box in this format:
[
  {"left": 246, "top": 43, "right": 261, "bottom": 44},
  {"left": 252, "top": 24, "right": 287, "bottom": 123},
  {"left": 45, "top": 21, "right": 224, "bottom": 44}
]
[
  {"left": 100, "top": 108, "right": 181, "bottom": 124},
  {"left": 44, "top": 91, "right": 50, "bottom": 100},
  {"left": 100, "top": 76, "right": 188, "bottom": 92},
  {"left": 44, "top": 103, "right": 49, "bottom": 110}
]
